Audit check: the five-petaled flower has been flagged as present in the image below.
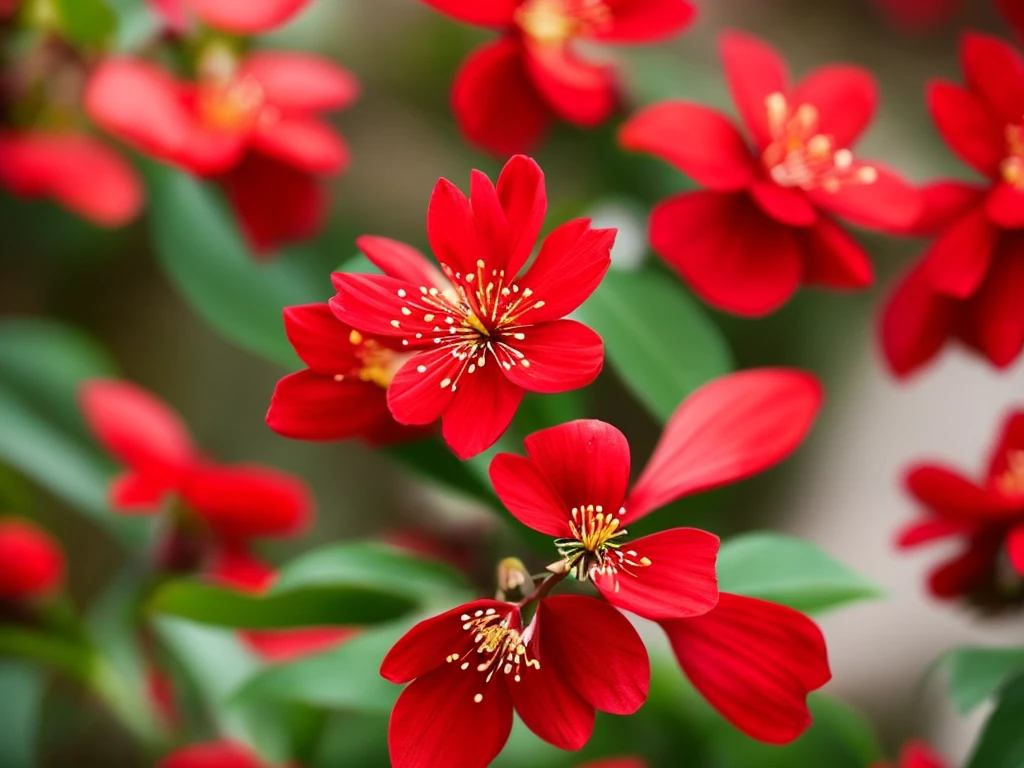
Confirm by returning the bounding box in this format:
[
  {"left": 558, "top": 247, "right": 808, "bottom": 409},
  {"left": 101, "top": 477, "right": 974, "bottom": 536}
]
[
  {"left": 381, "top": 594, "right": 649, "bottom": 768},
  {"left": 880, "top": 33, "right": 1024, "bottom": 376},
  {"left": 330, "top": 154, "right": 614, "bottom": 459},
  {"left": 418, "top": 0, "right": 694, "bottom": 155},
  {"left": 620, "top": 30, "right": 921, "bottom": 316},
  {"left": 898, "top": 409, "right": 1024, "bottom": 610},
  {"left": 0, "top": 518, "right": 64, "bottom": 602},
  {"left": 490, "top": 369, "right": 823, "bottom": 620}
]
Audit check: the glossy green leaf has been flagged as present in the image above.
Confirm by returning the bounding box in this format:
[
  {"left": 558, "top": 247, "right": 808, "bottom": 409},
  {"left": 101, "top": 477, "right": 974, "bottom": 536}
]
[
  {"left": 940, "top": 646, "right": 1024, "bottom": 715},
  {"left": 0, "top": 661, "right": 46, "bottom": 768},
  {"left": 53, "top": 0, "right": 116, "bottom": 48},
  {"left": 717, "top": 533, "right": 884, "bottom": 615},
  {"left": 576, "top": 267, "right": 732, "bottom": 422},
  {"left": 966, "top": 672, "right": 1024, "bottom": 768}
]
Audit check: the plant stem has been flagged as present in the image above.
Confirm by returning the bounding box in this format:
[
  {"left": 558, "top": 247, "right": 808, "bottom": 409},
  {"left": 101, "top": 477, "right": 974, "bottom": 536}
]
[{"left": 516, "top": 569, "right": 568, "bottom": 608}]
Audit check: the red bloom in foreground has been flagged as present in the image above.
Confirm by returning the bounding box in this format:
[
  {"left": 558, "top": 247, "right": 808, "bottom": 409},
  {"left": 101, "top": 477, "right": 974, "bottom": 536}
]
[
  {"left": 159, "top": 741, "right": 274, "bottom": 768},
  {"left": 267, "top": 303, "right": 420, "bottom": 444},
  {"left": 382, "top": 595, "right": 648, "bottom": 768},
  {"left": 898, "top": 410, "right": 1024, "bottom": 609},
  {"left": 331, "top": 155, "right": 613, "bottom": 458},
  {"left": 873, "top": 740, "right": 950, "bottom": 768},
  {"left": 420, "top": 0, "right": 694, "bottom": 155},
  {"left": 80, "top": 379, "right": 311, "bottom": 542},
  {"left": 0, "top": 519, "right": 64, "bottom": 601},
  {"left": 620, "top": 31, "right": 920, "bottom": 316},
  {"left": 881, "top": 34, "right": 1024, "bottom": 376},
  {"left": 149, "top": 0, "right": 312, "bottom": 33},
  {"left": 660, "top": 593, "right": 830, "bottom": 744},
  {"left": 491, "top": 369, "right": 822, "bottom": 620},
  {"left": 0, "top": 132, "right": 142, "bottom": 227}
]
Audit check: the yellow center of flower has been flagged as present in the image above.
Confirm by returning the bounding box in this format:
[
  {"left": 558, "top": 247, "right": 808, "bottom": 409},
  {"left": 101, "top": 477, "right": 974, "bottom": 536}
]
[
  {"left": 333, "top": 330, "right": 409, "bottom": 390},
  {"left": 1001, "top": 124, "right": 1024, "bottom": 189},
  {"left": 554, "top": 504, "right": 651, "bottom": 585},
  {"left": 445, "top": 607, "right": 539, "bottom": 703},
  {"left": 196, "top": 44, "right": 267, "bottom": 132},
  {"left": 515, "top": 0, "right": 612, "bottom": 46},
  {"left": 997, "top": 450, "right": 1024, "bottom": 496},
  {"left": 761, "top": 92, "right": 877, "bottom": 193}
]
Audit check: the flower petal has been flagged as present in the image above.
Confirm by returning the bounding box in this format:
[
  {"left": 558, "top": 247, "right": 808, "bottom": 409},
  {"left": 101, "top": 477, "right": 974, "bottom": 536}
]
[
  {"left": 357, "top": 236, "right": 447, "bottom": 287},
  {"left": 928, "top": 535, "right": 1001, "bottom": 599},
  {"left": 110, "top": 472, "right": 173, "bottom": 512},
  {"left": 501, "top": 320, "right": 603, "bottom": 394},
  {"left": 719, "top": 30, "right": 790, "bottom": 149},
  {"left": 0, "top": 519, "right": 64, "bottom": 600},
  {"left": 190, "top": 0, "right": 311, "bottom": 32},
  {"left": 522, "top": 42, "right": 617, "bottom": 127},
  {"left": 253, "top": 117, "right": 348, "bottom": 174},
  {"left": 619, "top": 101, "right": 758, "bottom": 191},
  {"left": 986, "top": 410, "right": 1024, "bottom": 481},
  {"left": 523, "top": 420, "right": 631, "bottom": 514},
  {"left": 469, "top": 168, "right": 512, "bottom": 269},
  {"left": 386, "top": 347, "right": 463, "bottom": 426},
  {"left": 418, "top": 0, "right": 518, "bottom": 26},
  {"left": 452, "top": 40, "right": 552, "bottom": 156},
  {"left": 790, "top": 65, "right": 877, "bottom": 148},
  {"left": 927, "top": 80, "right": 1004, "bottom": 177},
  {"left": 749, "top": 182, "right": 817, "bottom": 226},
  {"left": 282, "top": 304, "right": 360, "bottom": 374},
  {"left": 961, "top": 32, "right": 1024, "bottom": 126},
  {"left": 986, "top": 183, "right": 1024, "bottom": 229},
  {"left": 496, "top": 155, "right": 546, "bottom": 276},
  {"left": 240, "top": 627, "right": 355, "bottom": 663},
  {"left": 537, "top": 595, "right": 649, "bottom": 715},
  {"left": 427, "top": 176, "right": 486, "bottom": 279},
  {"left": 810, "top": 164, "right": 923, "bottom": 234},
  {"left": 594, "top": 528, "right": 720, "bottom": 621},
  {"left": 1000, "top": 0, "right": 1024, "bottom": 42},
  {"left": 879, "top": 261, "right": 960, "bottom": 379},
  {"left": 897, "top": 740, "right": 951, "bottom": 768},
  {"left": 920, "top": 204, "right": 997, "bottom": 298},
  {"left": 911, "top": 181, "right": 987, "bottom": 238},
  {"left": 970, "top": 233, "right": 1024, "bottom": 368},
  {"left": 441, "top": 361, "right": 524, "bottom": 459},
  {"left": 267, "top": 371, "right": 395, "bottom": 442},
  {"left": 593, "top": 0, "right": 695, "bottom": 42},
  {"left": 897, "top": 519, "right": 975, "bottom": 549},
  {"left": 904, "top": 465, "right": 1017, "bottom": 519},
  {"left": 661, "top": 593, "right": 830, "bottom": 745},
  {"left": 1007, "top": 525, "right": 1024, "bottom": 577},
  {"left": 490, "top": 453, "right": 571, "bottom": 537},
  {"left": 799, "top": 216, "right": 873, "bottom": 289},
  {"left": 329, "top": 273, "right": 437, "bottom": 344},
  {"left": 650, "top": 191, "right": 802, "bottom": 317},
  {"left": 627, "top": 369, "right": 822, "bottom": 519},
  {"left": 158, "top": 741, "right": 264, "bottom": 768},
  {"left": 240, "top": 53, "right": 359, "bottom": 111}
]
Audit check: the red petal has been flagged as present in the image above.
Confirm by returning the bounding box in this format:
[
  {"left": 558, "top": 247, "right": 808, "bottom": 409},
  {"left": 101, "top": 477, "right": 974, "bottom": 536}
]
[
  {"left": 911, "top": 181, "right": 987, "bottom": 237},
  {"left": 522, "top": 42, "right": 617, "bottom": 127},
  {"left": 719, "top": 31, "right": 789, "bottom": 149},
  {"left": 490, "top": 453, "right": 572, "bottom": 537},
  {"left": 386, "top": 347, "right": 462, "bottom": 426},
  {"left": 282, "top": 304, "right": 362, "bottom": 374},
  {"left": 501, "top": 320, "right": 604, "bottom": 394},
  {"left": 1000, "top": 0, "right": 1024, "bottom": 43},
  {"left": 920, "top": 204, "right": 997, "bottom": 298},
  {"left": 927, "top": 81, "right": 1004, "bottom": 177},
  {"left": 971, "top": 233, "right": 1024, "bottom": 368},
  {"left": 810, "top": 164, "right": 923, "bottom": 234},
  {"left": 158, "top": 741, "right": 264, "bottom": 768},
  {"left": 961, "top": 32, "right": 1024, "bottom": 126},
  {"left": 928, "top": 535, "right": 1001, "bottom": 599},
  {"left": 627, "top": 369, "right": 822, "bottom": 519},
  {"left": 357, "top": 236, "right": 448, "bottom": 287},
  {"left": 452, "top": 40, "right": 552, "bottom": 156},
  {"left": 649, "top": 191, "right": 802, "bottom": 317},
  {"left": 896, "top": 519, "right": 974, "bottom": 548},
  {"left": 219, "top": 154, "right": 326, "bottom": 254},
  {"left": 110, "top": 473, "right": 173, "bottom": 512},
  {"left": 594, "top": 527, "right": 719, "bottom": 621},
  {"left": 537, "top": 595, "right": 649, "bottom": 714},
  {"left": 80, "top": 379, "right": 196, "bottom": 491},
  {"left": 594, "top": 0, "right": 695, "bottom": 42},
  {"left": 330, "top": 273, "right": 438, "bottom": 345},
  {"left": 496, "top": 155, "right": 546, "bottom": 276},
  {"left": 148, "top": 0, "right": 188, "bottom": 31},
  {"left": 427, "top": 176, "right": 486, "bottom": 279},
  {"left": 240, "top": 627, "right": 355, "bottom": 662},
  {"left": 469, "top": 169, "right": 512, "bottom": 269},
  {"left": 898, "top": 740, "right": 950, "bottom": 768},
  {"left": 799, "top": 216, "right": 873, "bottom": 289},
  {"left": 986, "top": 410, "right": 1024, "bottom": 480},
  {"left": 267, "top": 371, "right": 396, "bottom": 442},
  {"left": 619, "top": 101, "right": 758, "bottom": 191},
  {"left": 180, "top": 464, "right": 312, "bottom": 539},
  {"left": 254, "top": 117, "right": 348, "bottom": 174},
  {"left": 904, "top": 465, "right": 1016, "bottom": 519},
  {"left": 190, "top": 0, "right": 311, "bottom": 32},
  {"left": 0, "top": 132, "right": 142, "bottom": 226},
  {"left": 523, "top": 420, "right": 631, "bottom": 514},
  {"left": 389, "top": 665, "right": 513, "bottom": 768},
  {"left": 241, "top": 53, "right": 359, "bottom": 111},
  {"left": 441, "top": 361, "right": 524, "bottom": 459},
  {"left": 749, "top": 182, "right": 817, "bottom": 226},
  {"left": 517, "top": 219, "right": 614, "bottom": 322},
  {"left": 579, "top": 761, "right": 649, "bottom": 768},
  {"left": 1007, "top": 525, "right": 1024, "bottom": 576},
  {"left": 986, "top": 183, "right": 1024, "bottom": 229},
  {"left": 418, "top": 0, "right": 518, "bottom": 26},
  {"left": 790, "top": 65, "right": 877, "bottom": 148},
  {"left": 661, "top": 593, "right": 830, "bottom": 745},
  {"left": 0, "top": 519, "right": 64, "bottom": 600},
  {"left": 879, "top": 261, "right": 959, "bottom": 379}
]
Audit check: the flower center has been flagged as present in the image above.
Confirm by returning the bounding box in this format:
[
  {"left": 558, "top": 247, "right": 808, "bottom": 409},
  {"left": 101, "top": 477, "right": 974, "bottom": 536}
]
[
  {"left": 445, "top": 607, "right": 539, "bottom": 702},
  {"left": 1001, "top": 124, "right": 1024, "bottom": 189},
  {"left": 996, "top": 450, "right": 1024, "bottom": 496},
  {"left": 554, "top": 504, "right": 650, "bottom": 583},
  {"left": 515, "top": 0, "right": 612, "bottom": 46},
  {"left": 196, "top": 45, "right": 266, "bottom": 131},
  {"left": 333, "top": 329, "right": 409, "bottom": 389},
  {"left": 761, "top": 92, "right": 877, "bottom": 193}
]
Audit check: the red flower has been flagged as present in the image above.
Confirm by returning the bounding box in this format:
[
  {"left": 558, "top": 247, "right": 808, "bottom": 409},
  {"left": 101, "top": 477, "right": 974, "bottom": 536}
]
[
  {"left": 620, "top": 31, "right": 921, "bottom": 316},
  {"left": 872, "top": 0, "right": 965, "bottom": 29},
  {"left": 490, "top": 369, "right": 823, "bottom": 620},
  {"left": 0, "top": 131, "right": 142, "bottom": 227},
  {"left": 267, "top": 303, "right": 422, "bottom": 445},
  {"left": 420, "top": 0, "right": 694, "bottom": 155},
  {"left": 207, "top": 544, "right": 355, "bottom": 662},
  {"left": 381, "top": 594, "right": 649, "bottom": 767},
  {"left": 0, "top": 519, "right": 64, "bottom": 601},
  {"left": 158, "top": 741, "right": 274, "bottom": 768},
  {"left": 881, "top": 34, "right": 1024, "bottom": 376},
  {"left": 660, "top": 593, "right": 830, "bottom": 744},
  {"left": 873, "top": 741, "right": 950, "bottom": 768},
  {"left": 898, "top": 410, "right": 1024, "bottom": 608},
  {"left": 149, "top": 0, "right": 313, "bottom": 34},
  {"left": 80, "top": 379, "right": 312, "bottom": 542},
  {"left": 330, "top": 155, "right": 613, "bottom": 459}
]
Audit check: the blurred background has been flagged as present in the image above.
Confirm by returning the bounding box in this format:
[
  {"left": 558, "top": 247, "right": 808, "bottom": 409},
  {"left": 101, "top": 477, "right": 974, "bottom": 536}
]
[{"left": 2, "top": 0, "right": 1023, "bottom": 766}]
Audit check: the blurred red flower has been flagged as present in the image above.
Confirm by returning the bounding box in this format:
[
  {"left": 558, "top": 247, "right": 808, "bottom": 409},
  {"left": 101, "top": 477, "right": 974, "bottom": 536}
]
[
  {"left": 873, "top": 740, "right": 949, "bottom": 768},
  {"left": 1002, "top": 0, "right": 1024, "bottom": 41},
  {"left": 898, "top": 410, "right": 1024, "bottom": 608},
  {"left": 881, "top": 33, "right": 1024, "bottom": 376},
  {"left": 0, "top": 131, "right": 142, "bottom": 227},
  {"left": 381, "top": 594, "right": 648, "bottom": 767},
  {"left": 419, "top": 0, "right": 694, "bottom": 155},
  {"left": 149, "top": 0, "right": 313, "bottom": 34},
  {"left": 159, "top": 740, "right": 275, "bottom": 768},
  {"left": 872, "top": 0, "right": 964, "bottom": 29},
  {"left": 660, "top": 593, "right": 831, "bottom": 744},
  {"left": 331, "top": 155, "right": 613, "bottom": 459},
  {"left": 0, "top": 518, "right": 64, "bottom": 601},
  {"left": 620, "top": 30, "right": 921, "bottom": 316},
  {"left": 80, "top": 379, "right": 312, "bottom": 542}
]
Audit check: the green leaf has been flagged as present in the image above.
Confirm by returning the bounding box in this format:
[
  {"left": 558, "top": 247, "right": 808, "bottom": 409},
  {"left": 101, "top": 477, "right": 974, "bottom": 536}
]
[
  {"left": 53, "top": 0, "right": 116, "bottom": 48},
  {"left": 940, "top": 646, "right": 1024, "bottom": 714},
  {"left": 717, "top": 533, "right": 884, "bottom": 615},
  {"left": 966, "top": 672, "right": 1024, "bottom": 768},
  {"left": 386, "top": 438, "right": 498, "bottom": 509},
  {"left": 0, "top": 661, "right": 46, "bottom": 768},
  {"left": 576, "top": 267, "right": 732, "bottom": 422}
]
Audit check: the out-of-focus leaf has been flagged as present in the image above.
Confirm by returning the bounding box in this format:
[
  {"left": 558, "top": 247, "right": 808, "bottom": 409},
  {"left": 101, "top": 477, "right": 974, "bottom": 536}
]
[
  {"left": 940, "top": 646, "right": 1024, "bottom": 715},
  {"left": 965, "top": 672, "right": 1024, "bottom": 768},
  {"left": 52, "top": 0, "right": 116, "bottom": 48},
  {"left": 576, "top": 267, "right": 732, "bottom": 422},
  {"left": 386, "top": 438, "right": 499, "bottom": 509},
  {"left": 717, "top": 533, "right": 884, "bottom": 615},
  {"left": 0, "top": 661, "right": 46, "bottom": 768}
]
